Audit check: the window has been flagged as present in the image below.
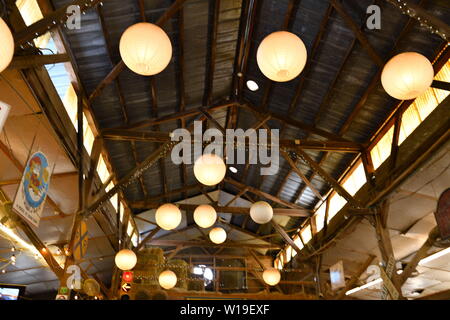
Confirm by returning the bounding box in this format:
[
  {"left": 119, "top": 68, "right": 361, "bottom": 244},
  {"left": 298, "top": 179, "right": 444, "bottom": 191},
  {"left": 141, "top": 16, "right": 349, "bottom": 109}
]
[
  {"left": 300, "top": 225, "right": 312, "bottom": 244},
  {"left": 370, "top": 126, "right": 394, "bottom": 170},
  {"left": 291, "top": 235, "right": 303, "bottom": 258},
  {"left": 342, "top": 161, "right": 367, "bottom": 196},
  {"left": 285, "top": 246, "right": 292, "bottom": 263},
  {"left": 274, "top": 257, "right": 283, "bottom": 270},
  {"left": 16, "top": 0, "right": 50, "bottom": 48},
  {"left": 127, "top": 221, "right": 134, "bottom": 237},
  {"left": 97, "top": 154, "right": 110, "bottom": 184},
  {"left": 131, "top": 232, "right": 139, "bottom": 247},
  {"left": 314, "top": 202, "right": 327, "bottom": 233},
  {"left": 327, "top": 193, "right": 347, "bottom": 222}
]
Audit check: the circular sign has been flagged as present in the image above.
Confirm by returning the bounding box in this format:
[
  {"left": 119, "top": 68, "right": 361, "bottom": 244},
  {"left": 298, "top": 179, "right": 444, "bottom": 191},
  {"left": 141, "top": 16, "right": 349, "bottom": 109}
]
[{"left": 23, "top": 152, "right": 50, "bottom": 208}]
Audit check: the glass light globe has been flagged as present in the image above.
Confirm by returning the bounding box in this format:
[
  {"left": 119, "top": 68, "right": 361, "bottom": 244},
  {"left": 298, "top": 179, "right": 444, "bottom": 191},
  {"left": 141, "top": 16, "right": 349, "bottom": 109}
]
[
  {"left": 209, "top": 227, "right": 227, "bottom": 244},
  {"left": 381, "top": 52, "right": 434, "bottom": 100},
  {"left": 250, "top": 201, "right": 273, "bottom": 224},
  {"left": 159, "top": 270, "right": 177, "bottom": 290},
  {"left": 263, "top": 268, "right": 281, "bottom": 286},
  {"left": 0, "top": 18, "right": 14, "bottom": 73},
  {"left": 155, "top": 203, "right": 182, "bottom": 230},
  {"left": 257, "top": 31, "right": 307, "bottom": 82},
  {"left": 193, "top": 154, "right": 226, "bottom": 186},
  {"left": 119, "top": 22, "right": 172, "bottom": 76},
  {"left": 194, "top": 204, "right": 217, "bottom": 228},
  {"left": 115, "top": 249, "right": 137, "bottom": 271}
]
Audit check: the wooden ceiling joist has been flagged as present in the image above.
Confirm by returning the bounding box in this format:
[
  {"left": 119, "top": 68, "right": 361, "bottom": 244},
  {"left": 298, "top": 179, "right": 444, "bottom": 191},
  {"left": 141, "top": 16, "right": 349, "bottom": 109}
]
[{"left": 147, "top": 239, "right": 282, "bottom": 249}]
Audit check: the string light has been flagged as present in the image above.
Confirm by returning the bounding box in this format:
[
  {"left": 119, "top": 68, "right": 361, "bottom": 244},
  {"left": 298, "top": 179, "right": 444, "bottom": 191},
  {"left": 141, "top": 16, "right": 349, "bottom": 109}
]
[{"left": 386, "top": 0, "right": 447, "bottom": 40}]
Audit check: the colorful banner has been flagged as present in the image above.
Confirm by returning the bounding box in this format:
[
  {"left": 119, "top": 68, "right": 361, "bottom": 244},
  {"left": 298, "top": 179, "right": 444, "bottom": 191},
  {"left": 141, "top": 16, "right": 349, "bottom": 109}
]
[{"left": 13, "top": 151, "right": 52, "bottom": 227}]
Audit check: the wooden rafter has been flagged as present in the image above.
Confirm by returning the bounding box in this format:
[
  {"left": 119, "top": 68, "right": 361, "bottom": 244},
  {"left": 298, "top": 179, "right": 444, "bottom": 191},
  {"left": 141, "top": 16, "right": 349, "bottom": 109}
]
[
  {"left": 147, "top": 239, "right": 282, "bottom": 249},
  {"left": 225, "top": 178, "right": 307, "bottom": 210},
  {"left": 330, "top": 0, "right": 383, "bottom": 67}
]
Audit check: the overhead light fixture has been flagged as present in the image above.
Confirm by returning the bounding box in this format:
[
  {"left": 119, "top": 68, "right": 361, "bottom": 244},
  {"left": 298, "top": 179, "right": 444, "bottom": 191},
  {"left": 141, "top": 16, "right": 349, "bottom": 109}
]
[
  {"left": 345, "top": 278, "right": 383, "bottom": 295},
  {"left": 155, "top": 203, "right": 182, "bottom": 231},
  {"left": 229, "top": 166, "right": 238, "bottom": 173},
  {"left": 209, "top": 227, "right": 227, "bottom": 244},
  {"left": 193, "top": 154, "right": 226, "bottom": 186},
  {"left": 114, "top": 249, "right": 137, "bottom": 271},
  {"left": 381, "top": 52, "right": 434, "bottom": 100},
  {"left": 246, "top": 80, "right": 259, "bottom": 91},
  {"left": 0, "top": 18, "right": 14, "bottom": 73},
  {"left": 159, "top": 270, "right": 177, "bottom": 290},
  {"left": 257, "top": 31, "right": 307, "bottom": 82},
  {"left": 119, "top": 22, "right": 172, "bottom": 76},
  {"left": 0, "top": 223, "right": 39, "bottom": 255},
  {"left": 193, "top": 204, "right": 217, "bottom": 229},
  {"left": 419, "top": 247, "right": 450, "bottom": 265},
  {"left": 250, "top": 201, "right": 273, "bottom": 224},
  {"left": 263, "top": 268, "right": 281, "bottom": 286}
]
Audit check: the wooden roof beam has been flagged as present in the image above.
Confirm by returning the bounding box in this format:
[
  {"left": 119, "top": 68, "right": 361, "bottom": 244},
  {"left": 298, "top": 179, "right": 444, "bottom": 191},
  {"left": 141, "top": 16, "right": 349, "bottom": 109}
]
[
  {"left": 12, "top": 0, "right": 102, "bottom": 46},
  {"left": 330, "top": 0, "right": 384, "bottom": 67},
  {"left": 147, "top": 239, "right": 282, "bottom": 249}
]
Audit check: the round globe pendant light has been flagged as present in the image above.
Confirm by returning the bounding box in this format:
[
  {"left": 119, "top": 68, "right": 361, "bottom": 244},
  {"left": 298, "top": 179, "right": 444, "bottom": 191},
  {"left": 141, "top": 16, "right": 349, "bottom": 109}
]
[
  {"left": 115, "top": 249, "right": 137, "bottom": 271},
  {"left": 119, "top": 22, "right": 172, "bottom": 76},
  {"left": 194, "top": 204, "right": 217, "bottom": 228},
  {"left": 257, "top": 31, "right": 307, "bottom": 82},
  {"left": 155, "top": 203, "right": 182, "bottom": 230},
  {"left": 263, "top": 268, "right": 281, "bottom": 286},
  {"left": 209, "top": 227, "right": 227, "bottom": 244},
  {"left": 250, "top": 201, "right": 273, "bottom": 224},
  {"left": 159, "top": 270, "right": 177, "bottom": 290},
  {"left": 381, "top": 52, "right": 434, "bottom": 100},
  {"left": 0, "top": 18, "right": 14, "bottom": 73},
  {"left": 193, "top": 154, "right": 226, "bottom": 186}
]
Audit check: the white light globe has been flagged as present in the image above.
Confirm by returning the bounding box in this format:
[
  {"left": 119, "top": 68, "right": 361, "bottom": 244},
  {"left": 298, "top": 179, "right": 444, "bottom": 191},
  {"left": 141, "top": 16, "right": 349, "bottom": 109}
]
[
  {"left": 193, "top": 154, "right": 226, "bottom": 186},
  {"left": 155, "top": 203, "right": 182, "bottom": 230},
  {"left": 209, "top": 227, "right": 227, "bottom": 244},
  {"left": 115, "top": 249, "right": 137, "bottom": 271},
  {"left": 381, "top": 52, "right": 434, "bottom": 100},
  {"left": 194, "top": 204, "right": 217, "bottom": 228},
  {"left": 257, "top": 31, "right": 307, "bottom": 82},
  {"left": 263, "top": 268, "right": 281, "bottom": 286},
  {"left": 119, "top": 22, "right": 172, "bottom": 76},
  {"left": 159, "top": 270, "right": 177, "bottom": 290},
  {"left": 0, "top": 18, "right": 14, "bottom": 73},
  {"left": 250, "top": 201, "right": 273, "bottom": 224}
]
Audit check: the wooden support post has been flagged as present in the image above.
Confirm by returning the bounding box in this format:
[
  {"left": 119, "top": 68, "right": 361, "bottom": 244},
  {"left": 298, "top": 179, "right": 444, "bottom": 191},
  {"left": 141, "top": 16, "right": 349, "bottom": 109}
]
[{"left": 336, "top": 255, "right": 376, "bottom": 299}]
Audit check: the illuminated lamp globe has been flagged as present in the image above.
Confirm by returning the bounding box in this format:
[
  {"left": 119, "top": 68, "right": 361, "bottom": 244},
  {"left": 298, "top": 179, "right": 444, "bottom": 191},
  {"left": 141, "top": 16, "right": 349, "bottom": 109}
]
[
  {"left": 263, "top": 268, "right": 281, "bottom": 286},
  {"left": 155, "top": 203, "right": 182, "bottom": 230},
  {"left": 194, "top": 204, "right": 217, "bottom": 228},
  {"left": 257, "top": 31, "right": 307, "bottom": 82},
  {"left": 119, "top": 22, "right": 172, "bottom": 76},
  {"left": 115, "top": 249, "right": 137, "bottom": 271},
  {"left": 193, "top": 154, "right": 226, "bottom": 186},
  {"left": 159, "top": 270, "right": 177, "bottom": 290},
  {"left": 250, "top": 201, "right": 273, "bottom": 224},
  {"left": 209, "top": 227, "right": 227, "bottom": 244},
  {"left": 0, "top": 18, "right": 14, "bottom": 73},
  {"left": 381, "top": 52, "right": 434, "bottom": 100}
]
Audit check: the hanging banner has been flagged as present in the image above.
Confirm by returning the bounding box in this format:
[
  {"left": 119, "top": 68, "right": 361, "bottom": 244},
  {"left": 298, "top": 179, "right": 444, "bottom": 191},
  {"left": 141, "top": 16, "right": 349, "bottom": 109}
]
[
  {"left": 434, "top": 188, "right": 450, "bottom": 240},
  {"left": 330, "top": 260, "right": 345, "bottom": 290},
  {"left": 13, "top": 151, "right": 52, "bottom": 227},
  {"left": 0, "top": 102, "right": 11, "bottom": 133},
  {"left": 73, "top": 220, "right": 88, "bottom": 261}
]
